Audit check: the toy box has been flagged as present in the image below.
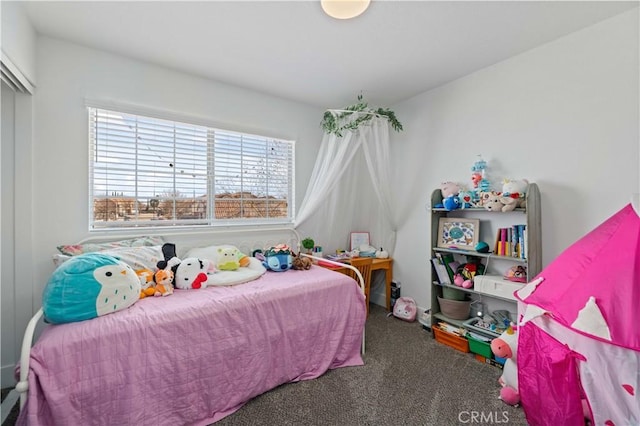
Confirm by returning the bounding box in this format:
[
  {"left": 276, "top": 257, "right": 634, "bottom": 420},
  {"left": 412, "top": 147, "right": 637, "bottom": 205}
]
[{"left": 474, "top": 274, "right": 525, "bottom": 301}]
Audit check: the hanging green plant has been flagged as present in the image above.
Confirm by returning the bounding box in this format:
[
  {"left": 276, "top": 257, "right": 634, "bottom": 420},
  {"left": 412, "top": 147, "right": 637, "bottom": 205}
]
[{"left": 321, "top": 95, "right": 403, "bottom": 137}]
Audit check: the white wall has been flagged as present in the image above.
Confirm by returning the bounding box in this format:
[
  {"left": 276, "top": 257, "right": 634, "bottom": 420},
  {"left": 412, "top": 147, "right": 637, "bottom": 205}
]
[
  {"left": 390, "top": 10, "right": 639, "bottom": 311},
  {"left": 0, "top": 1, "right": 37, "bottom": 85}
]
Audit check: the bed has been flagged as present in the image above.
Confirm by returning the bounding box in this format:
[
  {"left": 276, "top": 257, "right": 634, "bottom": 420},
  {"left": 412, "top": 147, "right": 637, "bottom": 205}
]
[{"left": 12, "top": 229, "right": 366, "bottom": 425}]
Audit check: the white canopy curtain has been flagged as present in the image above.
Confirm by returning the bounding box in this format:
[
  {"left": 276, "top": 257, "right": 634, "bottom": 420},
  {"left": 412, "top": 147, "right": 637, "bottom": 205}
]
[{"left": 295, "top": 111, "right": 398, "bottom": 256}]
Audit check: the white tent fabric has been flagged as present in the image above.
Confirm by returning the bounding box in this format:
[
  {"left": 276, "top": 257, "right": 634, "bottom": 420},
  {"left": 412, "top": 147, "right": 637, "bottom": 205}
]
[{"left": 295, "top": 113, "right": 398, "bottom": 255}]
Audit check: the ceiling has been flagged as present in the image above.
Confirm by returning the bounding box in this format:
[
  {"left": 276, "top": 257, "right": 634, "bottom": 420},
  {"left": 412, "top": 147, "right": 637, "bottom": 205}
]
[{"left": 22, "top": 1, "right": 638, "bottom": 108}]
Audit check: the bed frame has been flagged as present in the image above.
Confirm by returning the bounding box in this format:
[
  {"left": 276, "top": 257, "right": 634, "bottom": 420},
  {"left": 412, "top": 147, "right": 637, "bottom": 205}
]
[{"left": 3, "top": 226, "right": 366, "bottom": 422}]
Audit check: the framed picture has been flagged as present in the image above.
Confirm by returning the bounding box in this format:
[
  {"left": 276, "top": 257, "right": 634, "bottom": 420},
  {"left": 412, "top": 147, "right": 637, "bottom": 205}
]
[
  {"left": 350, "top": 232, "right": 370, "bottom": 251},
  {"left": 437, "top": 218, "right": 480, "bottom": 250}
]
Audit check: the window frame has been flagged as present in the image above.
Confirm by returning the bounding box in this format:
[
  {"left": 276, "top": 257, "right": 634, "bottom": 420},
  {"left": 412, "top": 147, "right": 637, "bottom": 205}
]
[{"left": 87, "top": 103, "right": 295, "bottom": 231}]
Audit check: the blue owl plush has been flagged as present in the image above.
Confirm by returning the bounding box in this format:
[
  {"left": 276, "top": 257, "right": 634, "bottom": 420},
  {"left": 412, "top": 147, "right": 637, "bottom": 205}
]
[{"left": 43, "top": 253, "right": 141, "bottom": 324}]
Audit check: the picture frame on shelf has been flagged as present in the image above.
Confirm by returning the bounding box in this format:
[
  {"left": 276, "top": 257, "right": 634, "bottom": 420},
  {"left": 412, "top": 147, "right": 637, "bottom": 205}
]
[
  {"left": 350, "top": 231, "right": 370, "bottom": 251},
  {"left": 437, "top": 218, "right": 480, "bottom": 250}
]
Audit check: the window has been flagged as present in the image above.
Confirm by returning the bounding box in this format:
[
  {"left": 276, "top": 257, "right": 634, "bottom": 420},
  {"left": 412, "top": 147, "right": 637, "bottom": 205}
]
[{"left": 89, "top": 107, "right": 294, "bottom": 230}]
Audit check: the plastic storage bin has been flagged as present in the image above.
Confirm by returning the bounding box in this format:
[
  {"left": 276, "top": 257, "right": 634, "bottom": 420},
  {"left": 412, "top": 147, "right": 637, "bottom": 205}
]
[
  {"left": 433, "top": 326, "right": 469, "bottom": 353},
  {"left": 467, "top": 334, "right": 493, "bottom": 359}
]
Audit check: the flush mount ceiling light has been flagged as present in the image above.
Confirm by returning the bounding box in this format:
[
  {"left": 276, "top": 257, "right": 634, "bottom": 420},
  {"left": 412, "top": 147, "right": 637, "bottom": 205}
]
[{"left": 321, "top": 0, "right": 371, "bottom": 20}]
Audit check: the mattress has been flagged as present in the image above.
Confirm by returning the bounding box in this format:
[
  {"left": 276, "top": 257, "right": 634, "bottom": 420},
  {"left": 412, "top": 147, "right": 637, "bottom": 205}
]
[{"left": 17, "top": 266, "right": 366, "bottom": 425}]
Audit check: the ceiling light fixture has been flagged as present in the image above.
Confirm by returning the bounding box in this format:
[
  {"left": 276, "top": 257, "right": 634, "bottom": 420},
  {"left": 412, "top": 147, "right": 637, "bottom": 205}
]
[{"left": 321, "top": 0, "right": 371, "bottom": 20}]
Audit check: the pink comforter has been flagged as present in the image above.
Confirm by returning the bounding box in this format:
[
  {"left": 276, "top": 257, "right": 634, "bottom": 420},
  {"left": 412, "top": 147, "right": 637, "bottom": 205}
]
[{"left": 18, "top": 266, "right": 366, "bottom": 425}]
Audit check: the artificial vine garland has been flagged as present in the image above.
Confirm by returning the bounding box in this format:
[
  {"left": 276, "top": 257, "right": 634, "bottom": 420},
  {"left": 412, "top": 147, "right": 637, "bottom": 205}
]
[{"left": 321, "top": 96, "right": 403, "bottom": 137}]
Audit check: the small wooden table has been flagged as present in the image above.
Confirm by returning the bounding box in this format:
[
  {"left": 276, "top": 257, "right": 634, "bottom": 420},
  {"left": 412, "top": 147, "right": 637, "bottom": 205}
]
[{"left": 319, "top": 257, "right": 394, "bottom": 311}]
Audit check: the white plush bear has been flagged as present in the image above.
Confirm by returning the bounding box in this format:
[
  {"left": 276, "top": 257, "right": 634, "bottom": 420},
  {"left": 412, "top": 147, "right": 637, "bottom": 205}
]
[{"left": 502, "top": 179, "right": 529, "bottom": 208}]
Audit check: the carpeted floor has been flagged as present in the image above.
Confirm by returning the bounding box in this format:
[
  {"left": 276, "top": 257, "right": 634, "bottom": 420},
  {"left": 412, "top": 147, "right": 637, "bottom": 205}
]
[
  {"left": 1, "top": 304, "right": 528, "bottom": 425},
  {"left": 216, "top": 304, "right": 527, "bottom": 426}
]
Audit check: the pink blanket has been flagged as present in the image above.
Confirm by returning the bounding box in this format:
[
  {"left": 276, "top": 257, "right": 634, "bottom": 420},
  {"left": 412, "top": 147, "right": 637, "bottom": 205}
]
[{"left": 18, "top": 266, "right": 365, "bottom": 425}]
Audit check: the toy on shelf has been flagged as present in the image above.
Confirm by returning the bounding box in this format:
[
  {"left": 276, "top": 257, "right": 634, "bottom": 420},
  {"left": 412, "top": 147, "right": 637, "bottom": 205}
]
[
  {"left": 502, "top": 179, "right": 529, "bottom": 208},
  {"left": 471, "top": 155, "right": 491, "bottom": 190},
  {"left": 440, "top": 181, "right": 461, "bottom": 198},
  {"left": 491, "top": 323, "right": 520, "bottom": 406},
  {"left": 435, "top": 181, "right": 462, "bottom": 210},
  {"left": 458, "top": 190, "right": 474, "bottom": 209},
  {"left": 453, "top": 258, "right": 485, "bottom": 289},
  {"left": 482, "top": 192, "right": 518, "bottom": 212}
]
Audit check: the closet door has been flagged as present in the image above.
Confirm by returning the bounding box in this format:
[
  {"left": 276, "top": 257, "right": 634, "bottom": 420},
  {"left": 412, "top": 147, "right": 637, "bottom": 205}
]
[{"left": 1, "top": 80, "right": 17, "bottom": 387}]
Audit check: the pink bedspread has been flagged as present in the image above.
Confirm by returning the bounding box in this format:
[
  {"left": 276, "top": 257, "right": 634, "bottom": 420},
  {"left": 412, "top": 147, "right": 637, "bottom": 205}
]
[{"left": 18, "top": 266, "right": 365, "bottom": 425}]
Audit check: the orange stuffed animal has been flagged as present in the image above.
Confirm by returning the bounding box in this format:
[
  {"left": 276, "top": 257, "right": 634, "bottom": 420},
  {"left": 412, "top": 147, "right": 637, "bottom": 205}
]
[
  {"left": 136, "top": 269, "right": 156, "bottom": 299},
  {"left": 153, "top": 269, "right": 174, "bottom": 297}
]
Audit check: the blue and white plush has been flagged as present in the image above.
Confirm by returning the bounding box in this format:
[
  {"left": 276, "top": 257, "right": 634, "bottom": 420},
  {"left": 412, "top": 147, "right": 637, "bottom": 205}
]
[{"left": 43, "top": 253, "right": 141, "bottom": 324}]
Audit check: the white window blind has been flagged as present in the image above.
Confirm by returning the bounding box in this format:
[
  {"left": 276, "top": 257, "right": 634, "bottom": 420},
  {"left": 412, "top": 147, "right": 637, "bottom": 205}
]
[{"left": 89, "top": 107, "right": 294, "bottom": 230}]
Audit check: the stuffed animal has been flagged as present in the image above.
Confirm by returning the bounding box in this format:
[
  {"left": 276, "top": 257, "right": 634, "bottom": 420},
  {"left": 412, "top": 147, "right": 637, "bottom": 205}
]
[
  {"left": 440, "top": 181, "right": 461, "bottom": 198},
  {"left": 491, "top": 324, "right": 520, "bottom": 406},
  {"left": 263, "top": 244, "right": 293, "bottom": 272},
  {"left": 216, "top": 247, "right": 250, "bottom": 271},
  {"left": 43, "top": 253, "right": 141, "bottom": 324},
  {"left": 502, "top": 179, "right": 529, "bottom": 208},
  {"left": 157, "top": 243, "right": 215, "bottom": 290},
  {"left": 375, "top": 247, "right": 389, "bottom": 259},
  {"left": 458, "top": 190, "right": 475, "bottom": 208},
  {"left": 292, "top": 252, "right": 312, "bottom": 270},
  {"left": 470, "top": 155, "right": 491, "bottom": 193},
  {"left": 443, "top": 195, "right": 460, "bottom": 211},
  {"left": 153, "top": 268, "right": 174, "bottom": 297},
  {"left": 173, "top": 257, "right": 216, "bottom": 289},
  {"left": 136, "top": 269, "right": 157, "bottom": 299},
  {"left": 454, "top": 260, "right": 485, "bottom": 289},
  {"left": 483, "top": 192, "right": 518, "bottom": 212}
]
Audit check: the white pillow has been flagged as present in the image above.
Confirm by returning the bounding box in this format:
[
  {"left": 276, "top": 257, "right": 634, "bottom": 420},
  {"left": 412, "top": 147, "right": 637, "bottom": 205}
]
[
  {"left": 96, "top": 245, "right": 163, "bottom": 272},
  {"left": 56, "top": 236, "right": 164, "bottom": 256}
]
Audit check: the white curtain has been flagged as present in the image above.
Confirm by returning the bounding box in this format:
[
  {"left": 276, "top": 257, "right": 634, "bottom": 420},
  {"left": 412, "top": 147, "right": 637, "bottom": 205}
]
[{"left": 295, "top": 113, "right": 397, "bottom": 256}]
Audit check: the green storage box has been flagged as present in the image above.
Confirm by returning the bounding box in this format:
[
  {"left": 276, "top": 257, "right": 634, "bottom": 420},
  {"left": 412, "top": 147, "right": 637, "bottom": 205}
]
[{"left": 467, "top": 334, "right": 493, "bottom": 359}]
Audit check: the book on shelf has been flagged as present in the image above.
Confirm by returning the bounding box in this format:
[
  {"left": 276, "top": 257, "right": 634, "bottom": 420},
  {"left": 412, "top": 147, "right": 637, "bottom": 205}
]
[
  {"left": 431, "top": 257, "right": 451, "bottom": 284},
  {"left": 438, "top": 252, "right": 458, "bottom": 282},
  {"left": 493, "top": 224, "right": 527, "bottom": 259}
]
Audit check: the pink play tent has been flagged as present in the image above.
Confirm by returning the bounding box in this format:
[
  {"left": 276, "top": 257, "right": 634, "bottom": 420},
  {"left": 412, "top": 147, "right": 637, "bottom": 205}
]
[{"left": 515, "top": 204, "right": 640, "bottom": 426}]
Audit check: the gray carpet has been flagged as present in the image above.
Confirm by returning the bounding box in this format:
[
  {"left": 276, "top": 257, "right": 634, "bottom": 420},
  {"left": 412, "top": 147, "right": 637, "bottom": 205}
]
[
  {"left": 216, "top": 304, "right": 527, "bottom": 426},
  {"left": 2, "top": 305, "right": 528, "bottom": 425}
]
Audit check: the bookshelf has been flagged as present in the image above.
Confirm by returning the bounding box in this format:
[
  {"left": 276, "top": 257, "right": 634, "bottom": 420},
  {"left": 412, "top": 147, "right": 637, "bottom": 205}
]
[{"left": 429, "top": 183, "right": 542, "bottom": 334}]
